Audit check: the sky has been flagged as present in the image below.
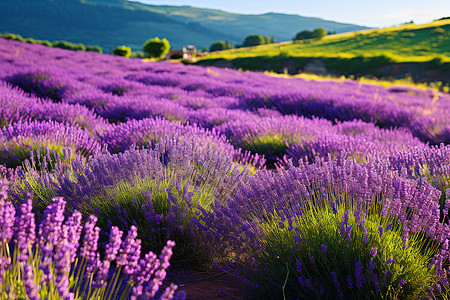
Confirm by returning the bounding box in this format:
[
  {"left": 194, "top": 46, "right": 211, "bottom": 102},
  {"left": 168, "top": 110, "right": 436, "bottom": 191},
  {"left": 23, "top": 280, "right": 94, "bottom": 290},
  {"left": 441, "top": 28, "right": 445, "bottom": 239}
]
[{"left": 131, "top": 0, "right": 450, "bottom": 28}]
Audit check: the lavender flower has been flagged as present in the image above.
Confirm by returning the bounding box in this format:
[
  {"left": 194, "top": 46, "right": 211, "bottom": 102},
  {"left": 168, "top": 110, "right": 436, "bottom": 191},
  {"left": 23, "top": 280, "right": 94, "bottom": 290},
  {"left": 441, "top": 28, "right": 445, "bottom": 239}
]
[
  {"left": 80, "top": 215, "right": 101, "bottom": 274},
  {"left": 296, "top": 259, "right": 302, "bottom": 273},
  {"left": 321, "top": 244, "right": 327, "bottom": 253},
  {"left": 331, "top": 271, "right": 343, "bottom": 298},
  {"left": 22, "top": 262, "right": 41, "bottom": 300},
  {"left": 117, "top": 225, "right": 142, "bottom": 276}
]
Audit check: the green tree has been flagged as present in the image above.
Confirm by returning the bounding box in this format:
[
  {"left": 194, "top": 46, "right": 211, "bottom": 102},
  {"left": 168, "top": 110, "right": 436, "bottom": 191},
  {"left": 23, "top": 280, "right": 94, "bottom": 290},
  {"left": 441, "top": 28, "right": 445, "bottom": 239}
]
[
  {"left": 243, "top": 34, "right": 265, "bottom": 47},
  {"left": 112, "top": 45, "right": 131, "bottom": 57},
  {"left": 130, "top": 51, "right": 145, "bottom": 58},
  {"left": 142, "top": 37, "right": 170, "bottom": 59},
  {"left": 86, "top": 45, "right": 103, "bottom": 53},
  {"left": 312, "top": 27, "right": 327, "bottom": 39},
  {"left": 293, "top": 30, "right": 314, "bottom": 41},
  {"left": 209, "top": 41, "right": 226, "bottom": 52},
  {"left": 209, "top": 40, "right": 233, "bottom": 52}
]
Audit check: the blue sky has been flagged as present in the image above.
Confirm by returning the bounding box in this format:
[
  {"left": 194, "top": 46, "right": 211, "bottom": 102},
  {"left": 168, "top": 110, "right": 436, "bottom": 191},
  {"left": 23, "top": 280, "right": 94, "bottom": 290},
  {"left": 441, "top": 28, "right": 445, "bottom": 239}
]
[{"left": 131, "top": 0, "right": 450, "bottom": 28}]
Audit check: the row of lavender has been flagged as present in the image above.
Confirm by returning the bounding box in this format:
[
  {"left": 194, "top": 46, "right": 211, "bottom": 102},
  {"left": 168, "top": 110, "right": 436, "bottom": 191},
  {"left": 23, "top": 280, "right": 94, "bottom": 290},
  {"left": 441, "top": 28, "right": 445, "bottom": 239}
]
[{"left": 1, "top": 37, "right": 450, "bottom": 298}]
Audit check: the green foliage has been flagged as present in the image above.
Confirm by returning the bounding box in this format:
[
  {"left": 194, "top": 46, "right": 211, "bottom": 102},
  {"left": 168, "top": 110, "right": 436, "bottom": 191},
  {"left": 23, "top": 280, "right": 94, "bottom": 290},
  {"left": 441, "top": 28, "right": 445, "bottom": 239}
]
[
  {"left": 142, "top": 37, "right": 170, "bottom": 59},
  {"left": 313, "top": 27, "right": 327, "bottom": 39},
  {"left": 35, "top": 39, "right": 52, "bottom": 47},
  {"left": 169, "top": 52, "right": 183, "bottom": 59},
  {"left": 52, "top": 40, "right": 86, "bottom": 51},
  {"left": 209, "top": 40, "right": 232, "bottom": 52},
  {"left": 112, "top": 45, "right": 131, "bottom": 57},
  {"left": 130, "top": 51, "right": 145, "bottom": 58},
  {"left": 0, "top": 32, "right": 25, "bottom": 42},
  {"left": 294, "top": 27, "right": 327, "bottom": 41},
  {"left": 294, "top": 30, "right": 315, "bottom": 41},
  {"left": 0, "top": 32, "right": 102, "bottom": 53},
  {"left": 250, "top": 194, "right": 440, "bottom": 299},
  {"left": 85, "top": 45, "right": 103, "bottom": 53},
  {"left": 243, "top": 34, "right": 266, "bottom": 47}
]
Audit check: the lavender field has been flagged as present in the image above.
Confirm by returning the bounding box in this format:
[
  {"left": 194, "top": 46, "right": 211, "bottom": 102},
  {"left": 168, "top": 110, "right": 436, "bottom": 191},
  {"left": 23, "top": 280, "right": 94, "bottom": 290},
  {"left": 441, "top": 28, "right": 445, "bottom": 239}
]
[{"left": 1, "top": 37, "right": 450, "bottom": 299}]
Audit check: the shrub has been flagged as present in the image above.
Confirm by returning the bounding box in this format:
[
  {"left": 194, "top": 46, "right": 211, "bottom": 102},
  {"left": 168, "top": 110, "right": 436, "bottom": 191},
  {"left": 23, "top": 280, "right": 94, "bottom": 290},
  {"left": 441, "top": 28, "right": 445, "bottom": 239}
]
[
  {"left": 52, "top": 41, "right": 86, "bottom": 51},
  {"left": 11, "top": 136, "right": 249, "bottom": 265},
  {"left": 243, "top": 35, "right": 265, "bottom": 47},
  {"left": 209, "top": 41, "right": 232, "bottom": 52},
  {"left": 142, "top": 37, "right": 170, "bottom": 59},
  {"left": 130, "top": 51, "right": 145, "bottom": 58},
  {"left": 85, "top": 45, "right": 103, "bottom": 53},
  {"left": 294, "top": 30, "right": 315, "bottom": 41},
  {"left": 0, "top": 120, "right": 101, "bottom": 169},
  {"left": 0, "top": 33, "right": 25, "bottom": 42},
  {"left": 113, "top": 45, "right": 131, "bottom": 57},
  {"left": 313, "top": 27, "right": 327, "bottom": 39}
]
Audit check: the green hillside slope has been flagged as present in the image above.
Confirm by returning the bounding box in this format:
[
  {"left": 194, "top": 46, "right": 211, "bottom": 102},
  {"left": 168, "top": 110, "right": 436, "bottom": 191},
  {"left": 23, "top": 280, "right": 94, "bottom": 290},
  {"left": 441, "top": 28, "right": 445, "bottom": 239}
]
[
  {"left": 194, "top": 20, "right": 450, "bottom": 82},
  {"left": 0, "top": 0, "right": 369, "bottom": 51}
]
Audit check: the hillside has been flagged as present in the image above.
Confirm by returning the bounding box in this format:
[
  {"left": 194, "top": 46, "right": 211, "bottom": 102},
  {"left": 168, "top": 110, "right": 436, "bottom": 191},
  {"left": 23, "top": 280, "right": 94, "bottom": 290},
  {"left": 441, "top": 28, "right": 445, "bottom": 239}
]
[
  {"left": 195, "top": 19, "right": 450, "bottom": 82},
  {"left": 0, "top": 0, "right": 369, "bottom": 51}
]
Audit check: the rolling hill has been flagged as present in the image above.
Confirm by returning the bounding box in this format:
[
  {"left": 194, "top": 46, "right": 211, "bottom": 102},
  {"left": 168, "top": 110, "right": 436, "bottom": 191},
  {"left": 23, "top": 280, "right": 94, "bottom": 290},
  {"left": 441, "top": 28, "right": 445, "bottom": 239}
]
[
  {"left": 0, "top": 0, "right": 369, "bottom": 51},
  {"left": 194, "top": 19, "right": 450, "bottom": 83}
]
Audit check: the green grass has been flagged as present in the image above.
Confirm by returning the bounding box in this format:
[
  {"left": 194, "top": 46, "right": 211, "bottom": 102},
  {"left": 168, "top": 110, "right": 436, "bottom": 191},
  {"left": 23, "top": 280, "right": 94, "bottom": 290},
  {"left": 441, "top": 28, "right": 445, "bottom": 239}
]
[{"left": 195, "top": 20, "right": 450, "bottom": 76}]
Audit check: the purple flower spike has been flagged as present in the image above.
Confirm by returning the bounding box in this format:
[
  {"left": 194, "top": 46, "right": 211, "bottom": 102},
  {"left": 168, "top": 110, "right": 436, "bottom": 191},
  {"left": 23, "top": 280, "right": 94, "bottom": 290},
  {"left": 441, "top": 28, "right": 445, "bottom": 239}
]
[
  {"left": 160, "top": 283, "right": 178, "bottom": 300},
  {"left": 321, "top": 244, "right": 327, "bottom": 253},
  {"left": 62, "top": 210, "right": 82, "bottom": 264},
  {"left": 144, "top": 240, "right": 176, "bottom": 298},
  {"left": 385, "top": 257, "right": 394, "bottom": 265},
  {"left": 38, "top": 197, "right": 66, "bottom": 247},
  {"left": 22, "top": 262, "right": 40, "bottom": 300},
  {"left": 117, "top": 225, "right": 142, "bottom": 276},
  {"left": 399, "top": 279, "right": 406, "bottom": 287},
  {"left": 330, "top": 202, "right": 337, "bottom": 214},
  {"left": 80, "top": 215, "right": 101, "bottom": 274},
  {"left": 54, "top": 244, "right": 73, "bottom": 299},
  {"left": 354, "top": 261, "right": 365, "bottom": 288},
  {"left": 378, "top": 226, "right": 383, "bottom": 237},
  {"left": 105, "top": 226, "right": 123, "bottom": 262},
  {"left": 14, "top": 195, "right": 36, "bottom": 262},
  {"left": 309, "top": 256, "right": 315, "bottom": 264},
  {"left": 331, "top": 271, "right": 343, "bottom": 298},
  {"left": 347, "top": 276, "right": 353, "bottom": 289},
  {"left": 370, "top": 247, "right": 377, "bottom": 257},
  {"left": 296, "top": 259, "right": 302, "bottom": 273},
  {"left": 0, "top": 196, "right": 16, "bottom": 244},
  {"left": 278, "top": 221, "right": 285, "bottom": 229}
]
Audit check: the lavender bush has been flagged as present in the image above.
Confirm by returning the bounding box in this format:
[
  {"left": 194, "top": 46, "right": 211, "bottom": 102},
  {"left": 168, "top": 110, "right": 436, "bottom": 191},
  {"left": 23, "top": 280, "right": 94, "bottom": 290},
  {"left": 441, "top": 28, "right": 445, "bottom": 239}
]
[
  {"left": 0, "top": 120, "right": 102, "bottom": 168},
  {"left": 0, "top": 179, "right": 182, "bottom": 299}
]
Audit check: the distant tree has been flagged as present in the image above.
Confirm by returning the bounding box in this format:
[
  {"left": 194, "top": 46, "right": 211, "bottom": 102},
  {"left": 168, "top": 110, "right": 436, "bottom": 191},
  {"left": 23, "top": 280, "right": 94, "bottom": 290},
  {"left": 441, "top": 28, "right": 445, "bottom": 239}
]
[
  {"left": 262, "top": 36, "right": 275, "bottom": 44},
  {"left": 86, "top": 45, "right": 103, "bottom": 53},
  {"left": 142, "top": 37, "right": 170, "bottom": 59},
  {"left": 312, "top": 27, "right": 327, "bottom": 39},
  {"left": 438, "top": 17, "right": 450, "bottom": 20},
  {"left": 113, "top": 45, "right": 131, "bottom": 57},
  {"left": 327, "top": 30, "right": 337, "bottom": 35},
  {"left": 209, "top": 40, "right": 233, "bottom": 52},
  {"left": 52, "top": 40, "right": 86, "bottom": 51},
  {"left": 1, "top": 33, "right": 25, "bottom": 42},
  {"left": 209, "top": 41, "right": 226, "bottom": 52},
  {"left": 24, "top": 38, "right": 36, "bottom": 44},
  {"left": 294, "top": 28, "right": 327, "bottom": 41},
  {"left": 293, "top": 30, "right": 314, "bottom": 41},
  {"left": 36, "top": 40, "right": 52, "bottom": 47},
  {"left": 243, "top": 34, "right": 265, "bottom": 47},
  {"left": 130, "top": 51, "right": 145, "bottom": 58}
]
